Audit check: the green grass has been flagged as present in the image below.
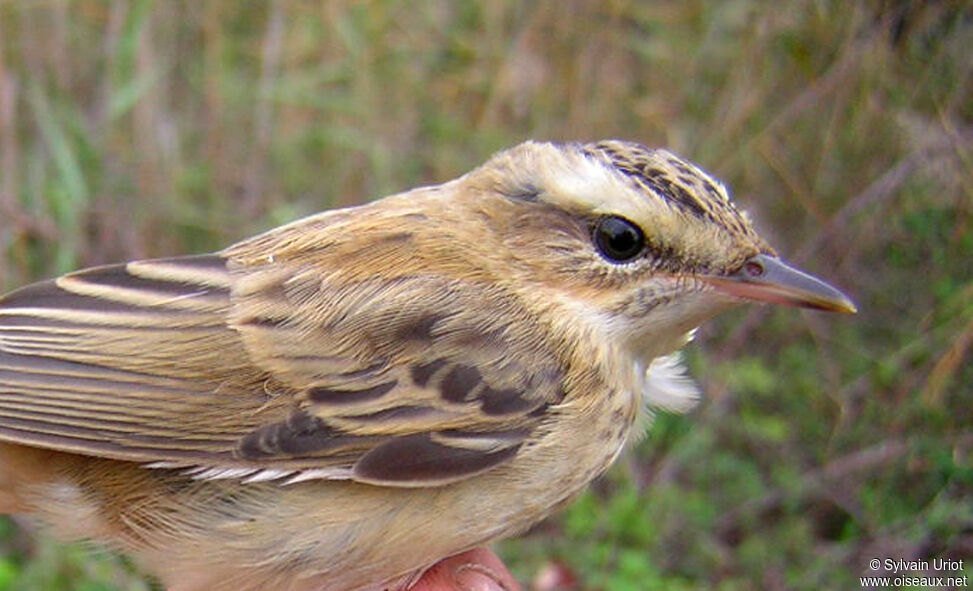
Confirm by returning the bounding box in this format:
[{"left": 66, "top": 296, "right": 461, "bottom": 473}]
[{"left": 0, "top": 1, "right": 969, "bottom": 589}]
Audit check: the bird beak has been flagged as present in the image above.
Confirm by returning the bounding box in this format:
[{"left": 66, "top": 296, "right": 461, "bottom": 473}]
[{"left": 702, "top": 254, "right": 857, "bottom": 314}]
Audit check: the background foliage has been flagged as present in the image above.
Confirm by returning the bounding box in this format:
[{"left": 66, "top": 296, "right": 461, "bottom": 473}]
[{"left": 0, "top": 1, "right": 969, "bottom": 590}]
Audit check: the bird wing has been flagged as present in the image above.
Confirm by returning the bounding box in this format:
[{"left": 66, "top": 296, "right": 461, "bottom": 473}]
[
  {"left": 0, "top": 252, "right": 565, "bottom": 486},
  {"left": 0, "top": 256, "right": 265, "bottom": 465}
]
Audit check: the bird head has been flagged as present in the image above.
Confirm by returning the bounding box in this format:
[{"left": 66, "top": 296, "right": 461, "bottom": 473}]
[{"left": 458, "top": 140, "right": 856, "bottom": 361}]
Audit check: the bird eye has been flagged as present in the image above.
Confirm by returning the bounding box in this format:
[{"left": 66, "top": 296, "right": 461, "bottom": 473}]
[{"left": 593, "top": 216, "right": 645, "bottom": 263}]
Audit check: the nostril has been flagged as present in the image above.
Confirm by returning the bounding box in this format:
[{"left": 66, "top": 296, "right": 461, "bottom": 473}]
[{"left": 743, "top": 260, "right": 765, "bottom": 278}]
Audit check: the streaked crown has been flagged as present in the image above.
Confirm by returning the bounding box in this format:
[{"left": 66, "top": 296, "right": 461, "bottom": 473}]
[{"left": 468, "top": 139, "right": 772, "bottom": 280}]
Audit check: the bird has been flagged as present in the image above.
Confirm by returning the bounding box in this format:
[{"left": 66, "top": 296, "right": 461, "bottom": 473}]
[{"left": 0, "top": 140, "right": 855, "bottom": 591}]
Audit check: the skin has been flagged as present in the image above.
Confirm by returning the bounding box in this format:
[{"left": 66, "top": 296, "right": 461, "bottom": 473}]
[{"left": 412, "top": 550, "right": 519, "bottom": 591}]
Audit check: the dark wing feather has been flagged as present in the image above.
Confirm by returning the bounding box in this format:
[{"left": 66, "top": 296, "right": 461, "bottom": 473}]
[
  {"left": 229, "top": 261, "right": 565, "bottom": 485},
  {"left": 0, "top": 250, "right": 565, "bottom": 486}
]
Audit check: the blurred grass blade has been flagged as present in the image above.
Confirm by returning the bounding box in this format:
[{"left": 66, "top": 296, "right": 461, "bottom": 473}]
[{"left": 27, "top": 81, "right": 89, "bottom": 213}]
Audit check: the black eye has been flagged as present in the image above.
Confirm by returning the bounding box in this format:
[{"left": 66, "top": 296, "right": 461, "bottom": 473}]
[{"left": 593, "top": 216, "right": 645, "bottom": 263}]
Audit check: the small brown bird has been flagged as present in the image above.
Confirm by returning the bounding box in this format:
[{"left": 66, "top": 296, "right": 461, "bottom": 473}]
[{"left": 0, "top": 140, "right": 855, "bottom": 591}]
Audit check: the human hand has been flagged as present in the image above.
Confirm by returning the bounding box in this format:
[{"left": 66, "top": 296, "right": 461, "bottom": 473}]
[{"left": 411, "top": 548, "right": 521, "bottom": 591}]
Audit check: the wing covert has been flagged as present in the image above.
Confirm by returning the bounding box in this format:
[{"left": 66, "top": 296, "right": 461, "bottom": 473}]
[{"left": 229, "top": 262, "right": 565, "bottom": 486}]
